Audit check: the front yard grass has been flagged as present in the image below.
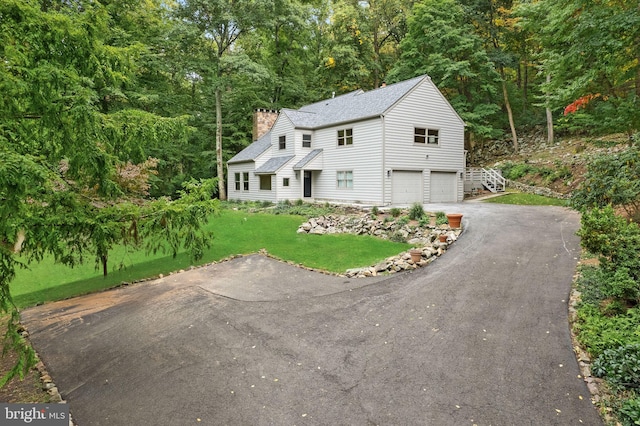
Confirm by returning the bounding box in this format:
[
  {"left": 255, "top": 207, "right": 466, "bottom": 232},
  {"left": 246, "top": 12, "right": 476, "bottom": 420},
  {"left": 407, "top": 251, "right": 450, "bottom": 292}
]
[
  {"left": 482, "top": 192, "right": 568, "bottom": 206},
  {"left": 11, "top": 209, "right": 410, "bottom": 308}
]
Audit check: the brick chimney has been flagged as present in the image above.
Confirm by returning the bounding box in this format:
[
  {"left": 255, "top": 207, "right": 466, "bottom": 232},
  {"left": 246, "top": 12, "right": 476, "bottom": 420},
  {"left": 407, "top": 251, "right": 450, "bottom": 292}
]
[{"left": 253, "top": 109, "right": 278, "bottom": 141}]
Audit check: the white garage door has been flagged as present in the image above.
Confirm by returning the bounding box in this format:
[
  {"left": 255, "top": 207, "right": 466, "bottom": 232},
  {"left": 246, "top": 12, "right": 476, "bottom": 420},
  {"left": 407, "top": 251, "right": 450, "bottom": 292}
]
[
  {"left": 430, "top": 172, "right": 457, "bottom": 202},
  {"left": 392, "top": 171, "right": 423, "bottom": 204}
]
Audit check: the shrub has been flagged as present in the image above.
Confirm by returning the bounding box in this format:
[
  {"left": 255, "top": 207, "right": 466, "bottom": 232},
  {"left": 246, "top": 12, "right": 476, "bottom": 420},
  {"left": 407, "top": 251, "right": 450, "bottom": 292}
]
[
  {"left": 371, "top": 206, "right": 379, "bottom": 216},
  {"left": 435, "top": 211, "right": 448, "bottom": 225},
  {"left": 574, "top": 305, "right": 640, "bottom": 358},
  {"left": 408, "top": 202, "right": 425, "bottom": 220},
  {"left": 577, "top": 265, "right": 639, "bottom": 309},
  {"left": 295, "top": 199, "right": 304, "bottom": 206},
  {"left": 389, "top": 231, "right": 406, "bottom": 243},
  {"left": 577, "top": 206, "right": 640, "bottom": 290},
  {"left": 501, "top": 161, "right": 534, "bottom": 180},
  {"left": 396, "top": 216, "right": 410, "bottom": 226},
  {"left": 576, "top": 266, "right": 606, "bottom": 304},
  {"left": 418, "top": 216, "right": 431, "bottom": 227},
  {"left": 390, "top": 207, "right": 402, "bottom": 217},
  {"left": 570, "top": 146, "right": 640, "bottom": 220},
  {"left": 618, "top": 397, "right": 640, "bottom": 426},
  {"left": 592, "top": 343, "right": 640, "bottom": 391}
]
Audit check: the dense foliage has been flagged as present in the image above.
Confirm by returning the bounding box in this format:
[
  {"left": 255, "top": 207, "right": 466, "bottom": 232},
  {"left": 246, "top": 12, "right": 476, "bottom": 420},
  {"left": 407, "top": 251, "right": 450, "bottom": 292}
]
[
  {"left": 1, "top": 0, "right": 640, "bottom": 406},
  {"left": 572, "top": 178, "right": 640, "bottom": 425},
  {"left": 0, "top": 0, "right": 219, "bottom": 383}
]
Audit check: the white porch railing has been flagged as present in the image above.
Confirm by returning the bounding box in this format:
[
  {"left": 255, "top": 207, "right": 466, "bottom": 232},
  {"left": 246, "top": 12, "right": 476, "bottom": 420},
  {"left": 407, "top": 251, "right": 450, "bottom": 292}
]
[{"left": 464, "top": 168, "right": 505, "bottom": 194}]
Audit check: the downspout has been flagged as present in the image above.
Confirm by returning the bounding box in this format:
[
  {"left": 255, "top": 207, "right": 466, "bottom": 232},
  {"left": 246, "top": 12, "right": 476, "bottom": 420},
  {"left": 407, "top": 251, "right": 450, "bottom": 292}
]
[{"left": 381, "top": 114, "right": 386, "bottom": 205}]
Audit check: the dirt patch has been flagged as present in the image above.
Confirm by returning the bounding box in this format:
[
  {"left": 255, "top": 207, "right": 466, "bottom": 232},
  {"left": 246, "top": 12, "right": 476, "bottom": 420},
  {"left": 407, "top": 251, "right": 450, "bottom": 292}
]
[{"left": 0, "top": 321, "right": 50, "bottom": 403}]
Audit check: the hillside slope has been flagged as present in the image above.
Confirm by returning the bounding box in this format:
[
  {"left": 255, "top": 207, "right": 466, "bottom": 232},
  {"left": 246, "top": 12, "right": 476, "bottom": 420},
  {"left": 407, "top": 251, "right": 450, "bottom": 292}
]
[{"left": 469, "top": 132, "right": 630, "bottom": 196}]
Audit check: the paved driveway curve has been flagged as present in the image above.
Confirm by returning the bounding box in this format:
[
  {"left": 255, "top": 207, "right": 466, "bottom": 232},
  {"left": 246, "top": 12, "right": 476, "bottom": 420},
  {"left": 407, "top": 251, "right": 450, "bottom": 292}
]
[{"left": 21, "top": 203, "right": 602, "bottom": 425}]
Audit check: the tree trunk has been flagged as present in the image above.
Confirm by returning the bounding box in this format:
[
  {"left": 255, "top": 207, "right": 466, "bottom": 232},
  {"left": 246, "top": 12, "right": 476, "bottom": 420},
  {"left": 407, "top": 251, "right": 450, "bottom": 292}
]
[
  {"left": 501, "top": 74, "right": 518, "bottom": 152},
  {"left": 215, "top": 87, "right": 226, "bottom": 201},
  {"left": 101, "top": 254, "right": 108, "bottom": 277},
  {"left": 545, "top": 73, "right": 554, "bottom": 144}
]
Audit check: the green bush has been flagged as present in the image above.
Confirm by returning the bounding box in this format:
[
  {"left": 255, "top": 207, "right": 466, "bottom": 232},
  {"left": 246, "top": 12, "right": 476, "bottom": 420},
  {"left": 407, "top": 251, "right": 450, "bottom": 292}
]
[
  {"left": 576, "top": 266, "right": 610, "bottom": 305},
  {"left": 435, "top": 211, "right": 448, "bottom": 225},
  {"left": 389, "top": 231, "right": 406, "bottom": 243},
  {"left": 574, "top": 305, "right": 640, "bottom": 358},
  {"left": 501, "top": 161, "right": 534, "bottom": 180},
  {"left": 592, "top": 343, "right": 640, "bottom": 391},
  {"left": 418, "top": 216, "right": 431, "bottom": 227},
  {"left": 390, "top": 207, "right": 402, "bottom": 217},
  {"left": 618, "top": 396, "right": 640, "bottom": 426},
  {"left": 570, "top": 146, "right": 640, "bottom": 220},
  {"left": 408, "top": 202, "right": 425, "bottom": 220},
  {"left": 371, "top": 206, "right": 379, "bottom": 216},
  {"left": 577, "top": 266, "right": 639, "bottom": 308},
  {"left": 396, "top": 216, "right": 410, "bottom": 226},
  {"left": 577, "top": 206, "right": 640, "bottom": 305}
]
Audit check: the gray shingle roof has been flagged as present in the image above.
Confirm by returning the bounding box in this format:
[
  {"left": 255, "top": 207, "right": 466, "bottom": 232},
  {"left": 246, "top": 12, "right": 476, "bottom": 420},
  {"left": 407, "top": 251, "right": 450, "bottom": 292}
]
[
  {"left": 282, "top": 75, "right": 427, "bottom": 129},
  {"left": 254, "top": 155, "right": 295, "bottom": 174},
  {"left": 227, "top": 131, "right": 272, "bottom": 164},
  {"left": 293, "top": 149, "right": 323, "bottom": 170}
]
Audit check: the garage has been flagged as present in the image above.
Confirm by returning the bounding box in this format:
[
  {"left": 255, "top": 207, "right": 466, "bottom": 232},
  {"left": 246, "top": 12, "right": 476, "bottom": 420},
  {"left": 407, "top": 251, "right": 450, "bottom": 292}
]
[
  {"left": 392, "top": 171, "right": 423, "bottom": 204},
  {"left": 429, "top": 171, "right": 458, "bottom": 202}
]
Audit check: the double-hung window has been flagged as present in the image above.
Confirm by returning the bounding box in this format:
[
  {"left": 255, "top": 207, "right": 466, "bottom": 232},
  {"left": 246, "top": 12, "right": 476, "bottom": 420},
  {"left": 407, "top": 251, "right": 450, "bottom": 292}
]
[
  {"left": 427, "top": 129, "right": 439, "bottom": 145},
  {"left": 243, "top": 172, "right": 249, "bottom": 191},
  {"left": 337, "top": 171, "right": 353, "bottom": 189},
  {"left": 279, "top": 135, "right": 286, "bottom": 150},
  {"left": 414, "top": 127, "right": 439, "bottom": 145},
  {"left": 337, "top": 129, "right": 353, "bottom": 146},
  {"left": 234, "top": 173, "right": 241, "bottom": 191},
  {"left": 302, "top": 134, "right": 312, "bottom": 148}
]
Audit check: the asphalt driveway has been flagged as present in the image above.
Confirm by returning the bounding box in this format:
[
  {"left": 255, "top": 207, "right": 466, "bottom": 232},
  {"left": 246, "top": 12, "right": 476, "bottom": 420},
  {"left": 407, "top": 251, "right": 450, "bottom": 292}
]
[{"left": 21, "top": 203, "right": 603, "bottom": 425}]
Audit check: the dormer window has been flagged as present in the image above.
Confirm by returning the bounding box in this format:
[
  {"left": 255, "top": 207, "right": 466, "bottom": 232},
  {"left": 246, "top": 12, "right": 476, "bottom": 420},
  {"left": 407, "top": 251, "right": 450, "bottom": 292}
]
[
  {"left": 279, "top": 135, "right": 286, "bottom": 150},
  {"left": 302, "top": 134, "right": 312, "bottom": 148}
]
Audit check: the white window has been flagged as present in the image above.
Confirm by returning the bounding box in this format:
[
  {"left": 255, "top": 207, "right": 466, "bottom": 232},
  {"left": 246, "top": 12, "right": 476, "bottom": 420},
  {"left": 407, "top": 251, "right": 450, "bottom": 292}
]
[
  {"left": 243, "top": 172, "right": 249, "bottom": 191},
  {"left": 283, "top": 177, "right": 290, "bottom": 187},
  {"left": 414, "top": 127, "right": 439, "bottom": 145},
  {"left": 427, "top": 129, "right": 439, "bottom": 145},
  {"left": 279, "top": 135, "right": 286, "bottom": 150},
  {"left": 337, "top": 129, "right": 353, "bottom": 146},
  {"left": 337, "top": 170, "right": 353, "bottom": 189},
  {"left": 234, "top": 173, "right": 241, "bottom": 191},
  {"left": 259, "top": 175, "right": 272, "bottom": 190},
  {"left": 302, "top": 134, "right": 312, "bottom": 148}
]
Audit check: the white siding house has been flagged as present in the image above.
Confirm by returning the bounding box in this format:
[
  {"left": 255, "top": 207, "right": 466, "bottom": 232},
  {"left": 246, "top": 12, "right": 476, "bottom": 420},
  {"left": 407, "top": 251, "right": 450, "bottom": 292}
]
[{"left": 227, "top": 75, "right": 466, "bottom": 205}]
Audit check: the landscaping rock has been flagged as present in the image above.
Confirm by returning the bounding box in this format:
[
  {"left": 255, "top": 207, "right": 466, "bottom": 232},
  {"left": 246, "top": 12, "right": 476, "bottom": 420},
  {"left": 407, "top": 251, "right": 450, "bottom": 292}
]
[{"left": 298, "top": 210, "right": 463, "bottom": 278}]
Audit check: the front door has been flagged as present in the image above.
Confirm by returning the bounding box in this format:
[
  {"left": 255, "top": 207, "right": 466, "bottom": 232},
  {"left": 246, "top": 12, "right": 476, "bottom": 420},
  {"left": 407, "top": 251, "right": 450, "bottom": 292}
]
[{"left": 304, "top": 171, "right": 312, "bottom": 197}]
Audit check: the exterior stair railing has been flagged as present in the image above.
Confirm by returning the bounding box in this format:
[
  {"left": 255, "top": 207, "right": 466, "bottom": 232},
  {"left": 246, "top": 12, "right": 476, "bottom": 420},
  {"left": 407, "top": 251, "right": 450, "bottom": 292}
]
[
  {"left": 464, "top": 168, "right": 505, "bottom": 194},
  {"left": 480, "top": 168, "right": 505, "bottom": 193}
]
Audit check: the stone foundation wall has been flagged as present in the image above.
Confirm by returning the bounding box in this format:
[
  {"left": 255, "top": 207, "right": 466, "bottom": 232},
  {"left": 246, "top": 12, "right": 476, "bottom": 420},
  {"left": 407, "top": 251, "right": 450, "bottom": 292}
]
[{"left": 506, "top": 180, "right": 570, "bottom": 200}]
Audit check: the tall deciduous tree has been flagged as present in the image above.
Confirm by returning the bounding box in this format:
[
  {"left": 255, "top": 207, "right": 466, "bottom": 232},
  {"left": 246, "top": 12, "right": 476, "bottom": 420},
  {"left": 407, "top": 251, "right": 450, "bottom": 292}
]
[
  {"left": 176, "top": 0, "right": 270, "bottom": 200},
  {"left": 0, "top": 0, "right": 218, "bottom": 383},
  {"left": 519, "top": 0, "right": 640, "bottom": 139},
  {"left": 389, "top": 0, "right": 502, "bottom": 142}
]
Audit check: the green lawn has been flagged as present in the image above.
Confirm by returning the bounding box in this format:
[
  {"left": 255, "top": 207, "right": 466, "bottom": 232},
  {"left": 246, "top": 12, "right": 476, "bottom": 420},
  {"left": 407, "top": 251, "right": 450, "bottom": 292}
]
[
  {"left": 482, "top": 192, "right": 568, "bottom": 206},
  {"left": 11, "top": 210, "right": 410, "bottom": 308}
]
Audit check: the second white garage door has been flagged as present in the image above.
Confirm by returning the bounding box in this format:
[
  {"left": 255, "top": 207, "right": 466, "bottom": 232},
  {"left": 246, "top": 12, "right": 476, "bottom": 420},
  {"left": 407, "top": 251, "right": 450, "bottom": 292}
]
[
  {"left": 392, "top": 171, "right": 423, "bottom": 204},
  {"left": 429, "top": 171, "right": 457, "bottom": 202}
]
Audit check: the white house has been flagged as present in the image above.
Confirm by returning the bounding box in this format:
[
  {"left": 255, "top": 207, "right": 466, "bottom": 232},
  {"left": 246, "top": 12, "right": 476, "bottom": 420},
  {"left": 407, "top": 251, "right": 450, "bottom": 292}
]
[{"left": 227, "top": 75, "right": 466, "bottom": 205}]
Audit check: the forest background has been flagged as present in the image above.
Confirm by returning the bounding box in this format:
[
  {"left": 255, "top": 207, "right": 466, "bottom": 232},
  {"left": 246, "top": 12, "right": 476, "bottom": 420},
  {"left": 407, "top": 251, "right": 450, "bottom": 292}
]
[{"left": 1, "top": 0, "right": 639, "bottom": 387}]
